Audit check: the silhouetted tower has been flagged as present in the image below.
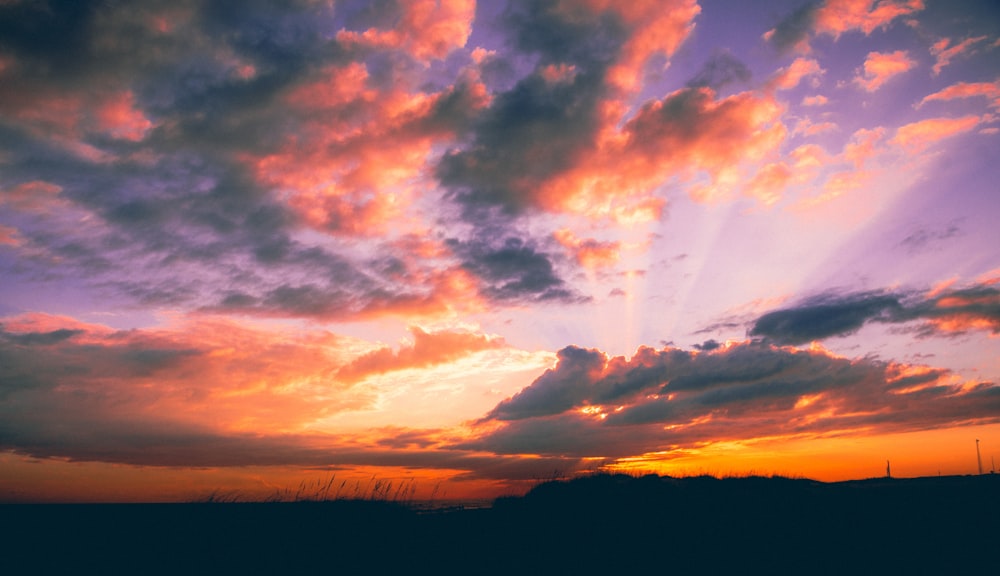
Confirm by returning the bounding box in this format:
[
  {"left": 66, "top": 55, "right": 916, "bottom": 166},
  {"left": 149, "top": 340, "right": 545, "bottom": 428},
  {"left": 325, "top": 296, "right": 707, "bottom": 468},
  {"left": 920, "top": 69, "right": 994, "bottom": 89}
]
[
  {"left": 976, "top": 439, "right": 983, "bottom": 475},
  {"left": 886, "top": 459, "right": 891, "bottom": 479}
]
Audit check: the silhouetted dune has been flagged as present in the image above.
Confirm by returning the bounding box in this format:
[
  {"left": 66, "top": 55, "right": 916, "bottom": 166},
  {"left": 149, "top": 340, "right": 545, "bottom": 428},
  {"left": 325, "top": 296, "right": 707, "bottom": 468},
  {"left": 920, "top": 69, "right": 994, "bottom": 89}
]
[{"left": 3, "top": 474, "right": 997, "bottom": 574}]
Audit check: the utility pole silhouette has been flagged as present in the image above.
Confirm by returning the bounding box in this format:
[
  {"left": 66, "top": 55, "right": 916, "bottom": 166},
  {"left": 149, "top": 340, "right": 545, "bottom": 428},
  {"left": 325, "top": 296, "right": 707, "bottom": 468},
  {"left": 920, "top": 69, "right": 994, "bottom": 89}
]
[
  {"left": 886, "top": 459, "right": 891, "bottom": 479},
  {"left": 976, "top": 439, "right": 983, "bottom": 475}
]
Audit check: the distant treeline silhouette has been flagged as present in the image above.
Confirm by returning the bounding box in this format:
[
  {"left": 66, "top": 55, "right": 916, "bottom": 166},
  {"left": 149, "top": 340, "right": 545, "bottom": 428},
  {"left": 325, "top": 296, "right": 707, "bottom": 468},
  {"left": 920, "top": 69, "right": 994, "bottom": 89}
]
[{"left": 3, "top": 473, "right": 997, "bottom": 574}]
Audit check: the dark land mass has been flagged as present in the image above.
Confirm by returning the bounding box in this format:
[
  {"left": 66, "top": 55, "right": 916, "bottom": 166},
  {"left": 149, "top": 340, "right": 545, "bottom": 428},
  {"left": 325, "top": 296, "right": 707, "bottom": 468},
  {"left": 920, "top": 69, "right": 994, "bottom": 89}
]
[{"left": 3, "top": 473, "right": 998, "bottom": 575}]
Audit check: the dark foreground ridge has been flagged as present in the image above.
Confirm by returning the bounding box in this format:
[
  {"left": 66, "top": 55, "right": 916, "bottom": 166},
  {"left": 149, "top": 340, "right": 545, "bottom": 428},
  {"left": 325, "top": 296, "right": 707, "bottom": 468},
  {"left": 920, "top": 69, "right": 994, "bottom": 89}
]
[{"left": 4, "top": 474, "right": 998, "bottom": 575}]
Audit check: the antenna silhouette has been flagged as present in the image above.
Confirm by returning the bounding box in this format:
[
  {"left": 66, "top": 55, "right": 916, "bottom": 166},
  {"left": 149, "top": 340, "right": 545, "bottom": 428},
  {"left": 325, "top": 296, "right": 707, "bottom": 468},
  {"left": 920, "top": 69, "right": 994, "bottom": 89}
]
[{"left": 976, "top": 439, "right": 983, "bottom": 475}]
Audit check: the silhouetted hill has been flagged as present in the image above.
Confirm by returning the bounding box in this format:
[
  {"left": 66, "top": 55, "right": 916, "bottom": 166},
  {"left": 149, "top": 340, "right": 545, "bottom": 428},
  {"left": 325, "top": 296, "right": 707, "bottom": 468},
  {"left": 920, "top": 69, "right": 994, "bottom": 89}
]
[{"left": 3, "top": 474, "right": 997, "bottom": 574}]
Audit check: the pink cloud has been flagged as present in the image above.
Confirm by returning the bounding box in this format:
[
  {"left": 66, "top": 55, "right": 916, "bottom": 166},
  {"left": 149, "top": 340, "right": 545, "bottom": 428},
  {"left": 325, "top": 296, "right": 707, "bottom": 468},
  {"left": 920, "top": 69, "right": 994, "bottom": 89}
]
[
  {"left": 251, "top": 62, "right": 489, "bottom": 235},
  {"left": 854, "top": 50, "right": 916, "bottom": 92},
  {"left": 607, "top": 87, "right": 786, "bottom": 209},
  {"left": 930, "top": 36, "right": 988, "bottom": 76},
  {"left": 0, "top": 79, "right": 155, "bottom": 161},
  {"left": 744, "top": 162, "right": 793, "bottom": 206},
  {"left": 891, "top": 115, "right": 982, "bottom": 152},
  {"left": 336, "top": 326, "right": 506, "bottom": 384},
  {"left": 815, "top": 0, "right": 925, "bottom": 38},
  {"left": 479, "top": 85, "right": 786, "bottom": 220},
  {"left": 770, "top": 58, "right": 824, "bottom": 91},
  {"left": 744, "top": 144, "right": 829, "bottom": 205},
  {"left": 918, "top": 80, "right": 1000, "bottom": 110},
  {"left": 585, "top": 0, "right": 701, "bottom": 92},
  {"left": 336, "top": 0, "right": 475, "bottom": 62},
  {"left": 0, "top": 180, "right": 65, "bottom": 214},
  {"left": 793, "top": 118, "right": 838, "bottom": 136},
  {"left": 94, "top": 91, "right": 154, "bottom": 142},
  {"left": 843, "top": 127, "right": 886, "bottom": 169},
  {"left": 553, "top": 229, "right": 622, "bottom": 270},
  {"left": 802, "top": 95, "right": 830, "bottom": 107},
  {"left": 765, "top": 0, "right": 924, "bottom": 54}
]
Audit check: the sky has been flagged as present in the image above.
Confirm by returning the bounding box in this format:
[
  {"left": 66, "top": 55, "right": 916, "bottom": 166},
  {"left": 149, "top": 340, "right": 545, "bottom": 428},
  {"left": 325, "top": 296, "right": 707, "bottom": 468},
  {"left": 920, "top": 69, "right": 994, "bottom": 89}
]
[{"left": 1, "top": 0, "right": 999, "bottom": 503}]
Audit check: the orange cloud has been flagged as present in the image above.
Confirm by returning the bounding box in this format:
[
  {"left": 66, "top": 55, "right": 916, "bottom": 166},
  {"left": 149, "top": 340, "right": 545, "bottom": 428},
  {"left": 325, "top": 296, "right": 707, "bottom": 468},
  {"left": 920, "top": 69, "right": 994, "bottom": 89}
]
[
  {"left": 574, "top": 0, "right": 701, "bottom": 93},
  {"left": 923, "top": 285, "right": 1000, "bottom": 336},
  {"left": 770, "top": 58, "right": 824, "bottom": 90},
  {"left": 251, "top": 63, "right": 489, "bottom": 235},
  {"left": 919, "top": 80, "right": 1000, "bottom": 110},
  {"left": 789, "top": 143, "right": 829, "bottom": 169},
  {"left": 815, "top": 0, "right": 924, "bottom": 38},
  {"left": 802, "top": 95, "right": 830, "bottom": 107},
  {"left": 479, "top": 85, "right": 786, "bottom": 220},
  {"left": 336, "top": 0, "right": 475, "bottom": 61},
  {"left": 854, "top": 50, "right": 916, "bottom": 92},
  {"left": 0, "top": 314, "right": 364, "bottom": 434},
  {"left": 891, "top": 115, "right": 982, "bottom": 152},
  {"left": 764, "top": 0, "right": 923, "bottom": 54},
  {"left": 336, "top": 327, "right": 506, "bottom": 384},
  {"left": 930, "top": 36, "right": 988, "bottom": 76},
  {"left": 805, "top": 169, "right": 872, "bottom": 208},
  {"left": 553, "top": 229, "right": 622, "bottom": 269},
  {"left": 745, "top": 143, "right": 830, "bottom": 205},
  {"left": 596, "top": 87, "right": 786, "bottom": 209},
  {"left": 843, "top": 126, "right": 886, "bottom": 168},
  {"left": 743, "top": 162, "right": 792, "bottom": 206}
]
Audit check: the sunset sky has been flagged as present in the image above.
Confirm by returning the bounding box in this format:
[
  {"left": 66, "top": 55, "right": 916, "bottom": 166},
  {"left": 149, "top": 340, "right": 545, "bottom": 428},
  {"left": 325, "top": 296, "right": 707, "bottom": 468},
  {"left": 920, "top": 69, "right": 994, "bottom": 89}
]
[{"left": 2, "top": 0, "right": 999, "bottom": 502}]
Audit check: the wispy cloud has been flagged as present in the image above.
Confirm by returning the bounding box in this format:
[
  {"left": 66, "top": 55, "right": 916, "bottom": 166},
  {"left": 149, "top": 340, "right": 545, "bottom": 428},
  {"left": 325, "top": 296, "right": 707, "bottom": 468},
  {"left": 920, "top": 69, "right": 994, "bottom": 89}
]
[{"left": 930, "top": 35, "right": 988, "bottom": 75}]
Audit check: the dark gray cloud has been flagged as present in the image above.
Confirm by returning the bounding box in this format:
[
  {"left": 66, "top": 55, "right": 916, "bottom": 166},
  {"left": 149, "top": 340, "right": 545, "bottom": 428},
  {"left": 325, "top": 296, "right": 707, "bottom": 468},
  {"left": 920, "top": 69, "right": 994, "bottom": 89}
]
[
  {"left": 0, "top": 0, "right": 98, "bottom": 76},
  {"left": 437, "top": 69, "right": 609, "bottom": 216},
  {"left": 337, "top": 0, "right": 403, "bottom": 32},
  {"left": 486, "top": 340, "right": 870, "bottom": 422},
  {"left": 467, "top": 340, "right": 1000, "bottom": 459},
  {"left": 1, "top": 328, "right": 84, "bottom": 346},
  {"left": 749, "top": 291, "right": 904, "bottom": 344},
  {"left": 431, "top": 1, "right": 640, "bottom": 302},
  {"left": 766, "top": 1, "right": 820, "bottom": 52},
  {"left": 501, "top": 0, "right": 627, "bottom": 67},
  {"left": 486, "top": 346, "right": 607, "bottom": 420},
  {"left": 438, "top": 1, "right": 627, "bottom": 215},
  {"left": 447, "top": 235, "right": 585, "bottom": 304},
  {"left": 687, "top": 50, "right": 752, "bottom": 89},
  {"left": 693, "top": 339, "right": 722, "bottom": 351},
  {"left": 749, "top": 282, "right": 1000, "bottom": 344}
]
